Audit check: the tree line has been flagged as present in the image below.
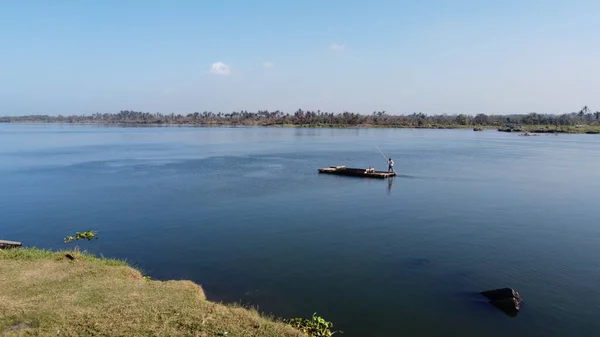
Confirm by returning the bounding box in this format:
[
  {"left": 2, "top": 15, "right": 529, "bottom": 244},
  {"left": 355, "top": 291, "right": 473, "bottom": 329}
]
[{"left": 2, "top": 106, "right": 599, "bottom": 128}]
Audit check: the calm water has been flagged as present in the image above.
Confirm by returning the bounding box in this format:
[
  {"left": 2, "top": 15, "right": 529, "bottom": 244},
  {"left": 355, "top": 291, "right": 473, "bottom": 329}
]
[{"left": 1, "top": 124, "right": 600, "bottom": 336}]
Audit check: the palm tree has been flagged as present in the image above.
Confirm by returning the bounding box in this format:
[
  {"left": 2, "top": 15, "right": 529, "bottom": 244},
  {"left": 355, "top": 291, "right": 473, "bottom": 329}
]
[{"left": 578, "top": 105, "right": 590, "bottom": 118}]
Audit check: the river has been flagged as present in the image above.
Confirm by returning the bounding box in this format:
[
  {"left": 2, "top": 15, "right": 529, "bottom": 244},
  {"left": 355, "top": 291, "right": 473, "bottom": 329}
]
[{"left": 1, "top": 124, "right": 599, "bottom": 336}]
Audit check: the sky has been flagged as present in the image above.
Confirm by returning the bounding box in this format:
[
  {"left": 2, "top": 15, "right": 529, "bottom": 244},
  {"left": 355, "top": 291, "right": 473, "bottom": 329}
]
[{"left": 1, "top": 0, "right": 599, "bottom": 116}]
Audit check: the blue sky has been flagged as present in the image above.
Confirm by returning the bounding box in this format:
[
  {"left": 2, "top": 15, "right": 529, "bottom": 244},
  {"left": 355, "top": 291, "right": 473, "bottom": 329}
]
[{"left": 1, "top": 0, "right": 599, "bottom": 115}]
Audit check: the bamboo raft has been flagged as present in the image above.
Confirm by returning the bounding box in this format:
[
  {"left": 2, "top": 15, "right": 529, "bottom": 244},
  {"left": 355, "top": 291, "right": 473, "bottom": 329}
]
[
  {"left": 0, "top": 240, "right": 22, "bottom": 249},
  {"left": 318, "top": 165, "right": 396, "bottom": 179}
]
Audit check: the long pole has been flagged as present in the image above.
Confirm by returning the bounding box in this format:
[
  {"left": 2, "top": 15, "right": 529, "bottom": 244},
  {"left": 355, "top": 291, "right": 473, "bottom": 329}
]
[{"left": 374, "top": 144, "right": 388, "bottom": 162}]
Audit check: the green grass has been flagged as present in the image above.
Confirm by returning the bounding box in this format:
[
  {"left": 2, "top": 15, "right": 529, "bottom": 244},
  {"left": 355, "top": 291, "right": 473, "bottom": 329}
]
[
  {"left": 0, "top": 247, "right": 57, "bottom": 260},
  {"left": 2, "top": 246, "right": 153, "bottom": 278},
  {"left": 0, "top": 247, "right": 127, "bottom": 266},
  {"left": 0, "top": 248, "right": 304, "bottom": 337}
]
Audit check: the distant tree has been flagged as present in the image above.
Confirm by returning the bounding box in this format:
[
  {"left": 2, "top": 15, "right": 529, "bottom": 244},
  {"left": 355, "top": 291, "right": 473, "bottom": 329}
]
[
  {"left": 578, "top": 105, "right": 590, "bottom": 118},
  {"left": 473, "top": 113, "right": 489, "bottom": 125},
  {"left": 557, "top": 114, "right": 572, "bottom": 125},
  {"left": 455, "top": 114, "right": 470, "bottom": 126}
]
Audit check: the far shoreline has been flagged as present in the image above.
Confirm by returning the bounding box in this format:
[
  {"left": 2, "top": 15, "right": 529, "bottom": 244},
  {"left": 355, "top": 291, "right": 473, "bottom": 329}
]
[{"left": 2, "top": 121, "right": 599, "bottom": 134}]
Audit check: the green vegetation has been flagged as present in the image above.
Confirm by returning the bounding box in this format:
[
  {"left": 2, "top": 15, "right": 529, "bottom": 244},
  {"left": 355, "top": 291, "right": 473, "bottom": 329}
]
[
  {"left": 63, "top": 230, "right": 98, "bottom": 244},
  {"left": 0, "top": 247, "right": 127, "bottom": 267},
  {"left": 0, "top": 247, "right": 320, "bottom": 337},
  {"left": 2, "top": 106, "right": 600, "bottom": 133},
  {"left": 288, "top": 313, "right": 339, "bottom": 336}
]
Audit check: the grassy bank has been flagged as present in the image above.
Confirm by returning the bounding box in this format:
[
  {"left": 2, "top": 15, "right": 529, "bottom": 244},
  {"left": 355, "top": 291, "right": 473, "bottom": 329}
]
[{"left": 0, "top": 248, "right": 305, "bottom": 337}]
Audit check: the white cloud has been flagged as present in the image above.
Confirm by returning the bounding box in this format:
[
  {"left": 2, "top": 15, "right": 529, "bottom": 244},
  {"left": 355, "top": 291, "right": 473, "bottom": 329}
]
[
  {"left": 329, "top": 43, "right": 345, "bottom": 51},
  {"left": 262, "top": 61, "right": 274, "bottom": 68},
  {"left": 209, "top": 62, "right": 231, "bottom": 76}
]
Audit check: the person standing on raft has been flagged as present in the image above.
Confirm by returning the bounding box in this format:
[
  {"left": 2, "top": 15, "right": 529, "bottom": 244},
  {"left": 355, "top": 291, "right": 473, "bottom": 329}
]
[{"left": 388, "top": 158, "right": 395, "bottom": 172}]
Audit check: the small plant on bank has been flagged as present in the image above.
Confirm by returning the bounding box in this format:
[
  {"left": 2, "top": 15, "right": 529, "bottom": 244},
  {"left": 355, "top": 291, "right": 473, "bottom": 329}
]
[
  {"left": 288, "top": 313, "right": 339, "bottom": 337},
  {"left": 63, "top": 230, "right": 98, "bottom": 244}
]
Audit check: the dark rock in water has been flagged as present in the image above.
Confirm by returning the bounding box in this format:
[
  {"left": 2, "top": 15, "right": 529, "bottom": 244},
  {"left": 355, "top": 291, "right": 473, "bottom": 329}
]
[
  {"left": 481, "top": 288, "right": 521, "bottom": 315},
  {"left": 490, "top": 297, "right": 521, "bottom": 313},
  {"left": 481, "top": 287, "right": 520, "bottom": 301}
]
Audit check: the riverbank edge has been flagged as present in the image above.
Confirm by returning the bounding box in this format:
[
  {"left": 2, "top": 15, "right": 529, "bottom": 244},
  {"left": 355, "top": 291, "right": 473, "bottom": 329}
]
[
  {"left": 0, "top": 247, "right": 305, "bottom": 337},
  {"left": 3, "top": 121, "right": 600, "bottom": 134}
]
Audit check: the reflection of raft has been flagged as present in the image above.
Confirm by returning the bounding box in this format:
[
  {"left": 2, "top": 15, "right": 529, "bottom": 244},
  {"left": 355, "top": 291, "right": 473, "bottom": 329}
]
[{"left": 318, "top": 165, "right": 396, "bottom": 179}]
